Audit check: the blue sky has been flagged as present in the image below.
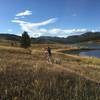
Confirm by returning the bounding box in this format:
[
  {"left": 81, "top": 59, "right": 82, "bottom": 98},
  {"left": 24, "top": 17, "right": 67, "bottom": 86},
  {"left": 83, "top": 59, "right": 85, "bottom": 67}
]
[{"left": 0, "top": 0, "right": 100, "bottom": 37}]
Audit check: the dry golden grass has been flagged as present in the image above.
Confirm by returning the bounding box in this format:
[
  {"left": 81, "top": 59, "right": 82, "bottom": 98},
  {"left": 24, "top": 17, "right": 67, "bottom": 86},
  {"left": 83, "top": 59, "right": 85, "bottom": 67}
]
[{"left": 0, "top": 44, "right": 100, "bottom": 100}]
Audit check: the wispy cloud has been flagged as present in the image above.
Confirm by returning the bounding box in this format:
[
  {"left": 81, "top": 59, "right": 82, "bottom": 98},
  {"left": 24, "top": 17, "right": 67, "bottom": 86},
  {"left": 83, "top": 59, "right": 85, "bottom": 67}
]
[
  {"left": 14, "top": 17, "right": 19, "bottom": 20},
  {"left": 36, "top": 28, "right": 88, "bottom": 37},
  {"left": 13, "top": 9, "right": 58, "bottom": 37},
  {"left": 8, "top": 29, "right": 13, "bottom": 32},
  {"left": 16, "top": 10, "right": 32, "bottom": 17},
  {"left": 12, "top": 18, "right": 88, "bottom": 37},
  {"left": 12, "top": 10, "right": 88, "bottom": 37},
  {"left": 49, "top": 28, "right": 87, "bottom": 37},
  {"left": 12, "top": 18, "right": 57, "bottom": 32}
]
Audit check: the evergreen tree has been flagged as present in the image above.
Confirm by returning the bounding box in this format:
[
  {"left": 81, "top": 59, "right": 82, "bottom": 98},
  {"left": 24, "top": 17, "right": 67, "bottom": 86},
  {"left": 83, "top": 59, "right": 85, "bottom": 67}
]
[{"left": 20, "top": 31, "right": 31, "bottom": 48}]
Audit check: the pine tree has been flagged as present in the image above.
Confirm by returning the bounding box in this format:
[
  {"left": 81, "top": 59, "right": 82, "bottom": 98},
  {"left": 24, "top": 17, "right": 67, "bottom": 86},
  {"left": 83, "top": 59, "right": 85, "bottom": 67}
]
[{"left": 20, "top": 31, "right": 31, "bottom": 48}]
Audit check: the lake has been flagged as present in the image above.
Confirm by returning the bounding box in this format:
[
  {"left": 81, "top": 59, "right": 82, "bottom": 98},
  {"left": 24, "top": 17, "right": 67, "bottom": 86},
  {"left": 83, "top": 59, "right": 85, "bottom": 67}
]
[
  {"left": 63, "top": 44, "right": 100, "bottom": 58},
  {"left": 63, "top": 49, "right": 100, "bottom": 58},
  {"left": 80, "top": 50, "right": 100, "bottom": 58}
]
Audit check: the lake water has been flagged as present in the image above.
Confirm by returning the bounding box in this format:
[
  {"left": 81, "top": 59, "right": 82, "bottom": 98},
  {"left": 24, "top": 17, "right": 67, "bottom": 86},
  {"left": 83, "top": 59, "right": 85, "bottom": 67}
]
[
  {"left": 63, "top": 44, "right": 100, "bottom": 58},
  {"left": 80, "top": 44, "right": 100, "bottom": 58},
  {"left": 63, "top": 50, "right": 100, "bottom": 58},
  {"left": 80, "top": 50, "right": 100, "bottom": 58}
]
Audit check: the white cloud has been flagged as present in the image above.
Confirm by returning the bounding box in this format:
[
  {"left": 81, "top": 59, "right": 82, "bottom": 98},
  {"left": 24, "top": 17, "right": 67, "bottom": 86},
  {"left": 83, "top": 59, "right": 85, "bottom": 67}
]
[
  {"left": 19, "top": 28, "right": 88, "bottom": 37},
  {"left": 12, "top": 11, "right": 88, "bottom": 38},
  {"left": 11, "top": 9, "right": 100, "bottom": 37},
  {"left": 8, "top": 29, "right": 13, "bottom": 32},
  {"left": 94, "top": 27, "right": 100, "bottom": 32},
  {"left": 14, "top": 17, "right": 19, "bottom": 20},
  {"left": 12, "top": 18, "right": 88, "bottom": 37},
  {"left": 12, "top": 18, "right": 57, "bottom": 33},
  {"left": 31, "top": 28, "right": 87, "bottom": 37},
  {"left": 91, "top": 29, "right": 99, "bottom": 32},
  {"left": 16, "top": 10, "right": 32, "bottom": 17},
  {"left": 12, "top": 20, "right": 27, "bottom": 24}
]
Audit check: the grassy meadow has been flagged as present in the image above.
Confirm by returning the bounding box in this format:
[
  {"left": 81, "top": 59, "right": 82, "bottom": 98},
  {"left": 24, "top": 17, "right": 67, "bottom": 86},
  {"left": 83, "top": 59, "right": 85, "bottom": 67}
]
[{"left": 0, "top": 44, "right": 100, "bottom": 100}]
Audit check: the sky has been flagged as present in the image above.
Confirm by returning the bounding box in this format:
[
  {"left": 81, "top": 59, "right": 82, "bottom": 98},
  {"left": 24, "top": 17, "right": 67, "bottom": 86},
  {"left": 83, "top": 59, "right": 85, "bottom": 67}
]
[{"left": 0, "top": 0, "right": 100, "bottom": 37}]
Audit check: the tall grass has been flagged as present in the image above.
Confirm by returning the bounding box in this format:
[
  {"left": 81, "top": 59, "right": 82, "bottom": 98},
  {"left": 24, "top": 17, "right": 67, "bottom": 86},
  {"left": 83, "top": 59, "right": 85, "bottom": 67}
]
[{"left": 0, "top": 46, "right": 100, "bottom": 100}]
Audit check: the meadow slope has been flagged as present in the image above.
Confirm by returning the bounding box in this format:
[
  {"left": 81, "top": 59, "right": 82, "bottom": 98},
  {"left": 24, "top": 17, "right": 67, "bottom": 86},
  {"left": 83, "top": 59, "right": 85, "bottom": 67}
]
[{"left": 0, "top": 44, "right": 100, "bottom": 100}]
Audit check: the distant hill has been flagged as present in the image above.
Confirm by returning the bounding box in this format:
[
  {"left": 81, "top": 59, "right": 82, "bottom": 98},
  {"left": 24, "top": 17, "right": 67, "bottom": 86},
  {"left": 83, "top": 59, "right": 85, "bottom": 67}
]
[
  {"left": 31, "top": 32, "right": 100, "bottom": 44},
  {"left": 0, "top": 34, "right": 20, "bottom": 41},
  {"left": 66, "top": 32, "right": 100, "bottom": 43},
  {"left": 31, "top": 36, "right": 66, "bottom": 44},
  {"left": 0, "top": 32, "right": 100, "bottom": 44}
]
